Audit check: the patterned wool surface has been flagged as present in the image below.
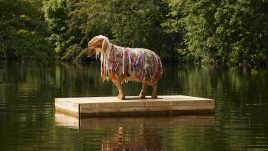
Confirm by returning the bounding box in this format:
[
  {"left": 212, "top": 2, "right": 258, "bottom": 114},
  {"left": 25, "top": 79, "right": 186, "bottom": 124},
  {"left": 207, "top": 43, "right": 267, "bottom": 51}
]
[{"left": 99, "top": 44, "right": 162, "bottom": 83}]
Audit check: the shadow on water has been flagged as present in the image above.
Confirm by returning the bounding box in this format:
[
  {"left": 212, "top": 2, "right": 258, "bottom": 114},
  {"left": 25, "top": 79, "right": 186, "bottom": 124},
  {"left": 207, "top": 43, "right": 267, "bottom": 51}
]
[{"left": 0, "top": 62, "right": 268, "bottom": 150}]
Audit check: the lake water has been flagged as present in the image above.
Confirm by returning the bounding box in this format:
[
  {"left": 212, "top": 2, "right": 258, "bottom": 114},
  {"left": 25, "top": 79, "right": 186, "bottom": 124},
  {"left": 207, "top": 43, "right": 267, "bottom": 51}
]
[{"left": 0, "top": 62, "right": 268, "bottom": 151}]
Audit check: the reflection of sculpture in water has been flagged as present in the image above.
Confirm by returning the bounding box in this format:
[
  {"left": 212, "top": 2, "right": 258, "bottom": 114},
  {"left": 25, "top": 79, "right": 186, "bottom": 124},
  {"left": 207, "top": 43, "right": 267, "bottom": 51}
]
[{"left": 101, "top": 125, "right": 162, "bottom": 151}]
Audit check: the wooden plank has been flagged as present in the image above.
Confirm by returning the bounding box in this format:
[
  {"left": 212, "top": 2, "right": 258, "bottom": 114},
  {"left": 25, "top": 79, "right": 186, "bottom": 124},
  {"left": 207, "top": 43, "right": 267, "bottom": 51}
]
[
  {"left": 55, "top": 112, "right": 214, "bottom": 129},
  {"left": 55, "top": 95, "right": 215, "bottom": 118},
  {"left": 55, "top": 98, "right": 80, "bottom": 117}
]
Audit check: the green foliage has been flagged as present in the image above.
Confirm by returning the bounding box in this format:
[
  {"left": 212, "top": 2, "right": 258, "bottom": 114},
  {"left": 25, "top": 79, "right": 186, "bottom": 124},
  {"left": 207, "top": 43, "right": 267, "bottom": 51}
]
[
  {"left": 0, "top": 0, "right": 54, "bottom": 61},
  {"left": 44, "top": 0, "right": 181, "bottom": 62},
  {"left": 164, "top": 0, "right": 268, "bottom": 66},
  {"left": 2, "top": 0, "right": 267, "bottom": 66},
  {"left": 60, "top": 44, "right": 91, "bottom": 64},
  {"left": 43, "top": 0, "right": 71, "bottom": 55},
  {"left": 106, "top": 0, "right": 180, "bottom": 61},
  {"left": 61, "top": 44, "right": 82, "bottom": 62}
]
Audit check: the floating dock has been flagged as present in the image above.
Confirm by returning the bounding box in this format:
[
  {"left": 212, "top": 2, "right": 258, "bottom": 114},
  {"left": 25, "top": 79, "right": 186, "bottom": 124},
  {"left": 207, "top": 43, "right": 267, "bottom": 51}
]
[{"left": 55, "top": 95, "right": 215, "bottom": 118}]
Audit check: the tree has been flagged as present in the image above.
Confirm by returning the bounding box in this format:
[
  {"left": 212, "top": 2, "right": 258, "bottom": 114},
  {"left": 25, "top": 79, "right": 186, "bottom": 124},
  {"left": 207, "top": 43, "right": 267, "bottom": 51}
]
[
  {"left": 0, "top": 0, "right": 54, "bottom": 61},
  {"left": 43, "top": 0, "right": 71, "bottom": 56},
  {"left": 164, "top": 0, "right": 268, "bottom": 66},
  {"left": 106, "top": 0, "right": 180, "bottom": 61},
  {"left": 45, "top": 0, "right": 181, "bottom": 62}
]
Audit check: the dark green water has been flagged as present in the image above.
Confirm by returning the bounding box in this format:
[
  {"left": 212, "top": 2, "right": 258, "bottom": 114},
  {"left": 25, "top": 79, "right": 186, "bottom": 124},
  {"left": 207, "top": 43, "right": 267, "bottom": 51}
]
[{"left": 0, "top": 62, "right": 268, "bottom": 151}]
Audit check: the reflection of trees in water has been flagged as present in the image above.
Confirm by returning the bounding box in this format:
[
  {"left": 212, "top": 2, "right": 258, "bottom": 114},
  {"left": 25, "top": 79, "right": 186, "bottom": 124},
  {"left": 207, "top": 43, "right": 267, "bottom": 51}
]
[
  {"left": 58, "top": 62, "right": 112, "bottom": 97},
  {"left": 59, "top": 62, "right": 142, "bottom": 97},
  {"left": 1, "top": 62, "right": 268, "bottom": 150},
  {"left": 160, "top": 65, "right": 268, "bottom": 150},
  {"left": 101, "top": 125, "right": 162, "bottom": 151}
]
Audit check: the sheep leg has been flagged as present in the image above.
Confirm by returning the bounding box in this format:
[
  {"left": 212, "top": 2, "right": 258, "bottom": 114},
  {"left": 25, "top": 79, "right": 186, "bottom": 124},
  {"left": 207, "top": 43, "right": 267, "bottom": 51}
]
[
  {"left": 139, "top": 83, "right": 148, "bottom": 99},
  {"left": 113, "top": 79, "right": 125, "bottom": 100},
  {"left": 151, "top": 82, "right": 158, "bottom": 99}
]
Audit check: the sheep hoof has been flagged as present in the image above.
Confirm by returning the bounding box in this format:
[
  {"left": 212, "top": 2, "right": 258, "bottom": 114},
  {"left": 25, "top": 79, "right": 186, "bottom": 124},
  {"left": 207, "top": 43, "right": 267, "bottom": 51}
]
[
  {"left": 139, "top": 92, "right": 146, "bottom": 99},
  {"left": 117, "top": 94, "right": 125, "bottom": 100}
]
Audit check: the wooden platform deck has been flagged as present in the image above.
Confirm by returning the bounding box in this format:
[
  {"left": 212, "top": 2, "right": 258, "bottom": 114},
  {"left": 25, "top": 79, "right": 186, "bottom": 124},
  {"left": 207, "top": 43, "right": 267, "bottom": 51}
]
[{"left": 55, "top": 95, "right": 215, "bottom": 118}]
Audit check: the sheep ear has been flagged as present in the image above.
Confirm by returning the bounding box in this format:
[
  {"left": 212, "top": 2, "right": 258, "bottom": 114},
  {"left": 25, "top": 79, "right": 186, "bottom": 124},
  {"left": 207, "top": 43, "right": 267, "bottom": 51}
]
[{"left": 102, "top": 38, "right": 108, "bottom": 53}]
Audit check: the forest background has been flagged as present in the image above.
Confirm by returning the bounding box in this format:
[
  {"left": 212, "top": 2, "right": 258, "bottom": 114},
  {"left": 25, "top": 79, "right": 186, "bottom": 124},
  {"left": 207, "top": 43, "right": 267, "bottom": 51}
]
[{"left": 0, "top": 0, "right": 267, "bottom": 66}]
